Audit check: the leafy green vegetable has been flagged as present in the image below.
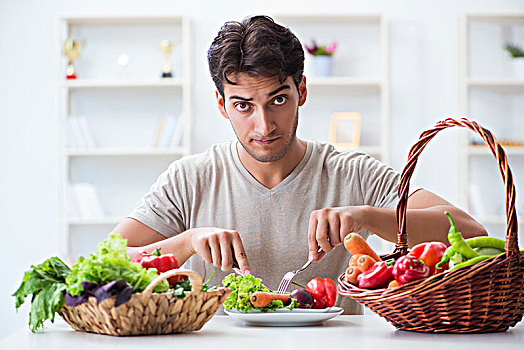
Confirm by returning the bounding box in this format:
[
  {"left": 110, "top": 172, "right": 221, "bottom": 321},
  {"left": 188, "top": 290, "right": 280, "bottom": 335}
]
[
  {"left": 66, "top": 233, "right": 168, "bottom": 296},
  {"left": 12, "top": 257, "right": 70, "bottom": 332},
  {"left": 222, "top": 273, "right": 298, "bottom": 313},
  {"left": 171, "top": 270, "right": 216, "bottom": 299}
]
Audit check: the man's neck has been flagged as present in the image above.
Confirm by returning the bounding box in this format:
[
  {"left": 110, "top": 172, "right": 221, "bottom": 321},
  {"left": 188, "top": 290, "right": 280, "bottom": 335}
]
[{"left": 237, "top": 138, "right": 307, "bottom": 189}]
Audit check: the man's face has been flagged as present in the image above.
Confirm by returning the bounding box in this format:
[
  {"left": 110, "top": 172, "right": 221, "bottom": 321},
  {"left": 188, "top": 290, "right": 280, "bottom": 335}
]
[{"left": 217, "top": 74, "right": 307, "bottom": 163}]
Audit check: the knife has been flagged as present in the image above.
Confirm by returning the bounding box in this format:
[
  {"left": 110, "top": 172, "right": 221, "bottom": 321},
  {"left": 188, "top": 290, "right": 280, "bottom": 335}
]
[{"left": 232, "top": 255, "right": 245, "bottom": 276}]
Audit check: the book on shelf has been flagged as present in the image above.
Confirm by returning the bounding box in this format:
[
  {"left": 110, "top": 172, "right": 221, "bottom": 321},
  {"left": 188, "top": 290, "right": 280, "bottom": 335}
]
[
  {"left": 64, "top": 116, "right": 95, "bottom": 149},
  {"left": 65, "top": 182, "right": 105, "bottom": 219},
  {"left": 152, "top": 115, "right": 167, "bottom": 147},
  {"left": 152, "top": 114, "right": 184, "bottom": 148},
  {"left": 170, "top": 114, "right": 185, "bottom": 148}
]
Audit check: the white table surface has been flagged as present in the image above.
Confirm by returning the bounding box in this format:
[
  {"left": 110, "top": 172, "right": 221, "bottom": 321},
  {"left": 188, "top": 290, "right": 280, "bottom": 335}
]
[{"left": 1, "top": 315, "right": 523, "bottom": 350}]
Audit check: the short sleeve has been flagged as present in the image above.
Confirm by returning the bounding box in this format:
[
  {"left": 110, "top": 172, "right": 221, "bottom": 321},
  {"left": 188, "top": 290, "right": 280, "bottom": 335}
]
[{"left": 127, "top": 165, "right": 186, "bottom": 238}]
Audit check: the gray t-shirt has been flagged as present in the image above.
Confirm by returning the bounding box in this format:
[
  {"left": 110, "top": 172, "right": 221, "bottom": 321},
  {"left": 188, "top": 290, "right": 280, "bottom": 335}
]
[{"left": 129, "top": 140, "right": 413, "bottom": 314}]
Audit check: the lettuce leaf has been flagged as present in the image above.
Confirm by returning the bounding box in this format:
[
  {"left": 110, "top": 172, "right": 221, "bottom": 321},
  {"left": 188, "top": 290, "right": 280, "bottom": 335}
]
[
  {"left": 12, "top": 257, "right": 70, "bottom": 332},
  {"left": 66, "top": 233, "right": 168, "bottom": 296}
]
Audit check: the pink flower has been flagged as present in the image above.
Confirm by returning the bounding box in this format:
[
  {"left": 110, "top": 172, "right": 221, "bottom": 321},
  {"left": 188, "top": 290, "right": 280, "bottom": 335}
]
[
  {"left": 325, "top": 41, "right": 338, "bottom": 55},
  {"left": 305, "top": 39, "right": 337, "bottom": 56}
]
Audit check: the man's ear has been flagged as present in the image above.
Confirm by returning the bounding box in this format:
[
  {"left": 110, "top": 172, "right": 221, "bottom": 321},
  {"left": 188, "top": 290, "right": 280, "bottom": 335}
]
[
  {"left": 216, "top": 90, "right": 229, "bottom": 119},
  {"left": 298, "top": 75, "right": 307, "bottom": 106}
]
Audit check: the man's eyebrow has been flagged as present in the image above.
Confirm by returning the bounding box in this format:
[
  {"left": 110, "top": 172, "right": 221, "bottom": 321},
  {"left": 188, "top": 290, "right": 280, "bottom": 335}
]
[
  {"left": 228, "top": 84, "right": 290, "bottom": 101},
  {"left": 229, "top": 95, "right": 253, "bottom": 101},
  {"left": 268, "top": 85, "right": 290, "bottom": 97}
]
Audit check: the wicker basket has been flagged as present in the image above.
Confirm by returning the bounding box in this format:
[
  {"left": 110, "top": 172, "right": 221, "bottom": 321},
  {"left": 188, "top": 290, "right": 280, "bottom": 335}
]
[
  {"left": 338, "top": 118, "right": 524, "bottom": 333},
  {"left": 60, "top": 269, "right": 231, "bottom": 336}
]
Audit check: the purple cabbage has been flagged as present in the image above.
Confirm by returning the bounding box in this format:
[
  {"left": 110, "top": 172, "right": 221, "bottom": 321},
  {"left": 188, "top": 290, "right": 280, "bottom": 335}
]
[{"left": 65, "top": 280, "right": 134, "bottom": 307}]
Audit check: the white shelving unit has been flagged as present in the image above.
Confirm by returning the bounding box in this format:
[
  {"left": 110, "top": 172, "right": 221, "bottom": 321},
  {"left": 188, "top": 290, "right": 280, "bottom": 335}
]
[
  {"left": 273, "top": 14, "right": 389, "bottom": 162},
  {"left": 57, "top": 15, "right": 192, "bottom": 261},
  {"left": 458, "top": 14, "right": 524, "bottom": 240}
]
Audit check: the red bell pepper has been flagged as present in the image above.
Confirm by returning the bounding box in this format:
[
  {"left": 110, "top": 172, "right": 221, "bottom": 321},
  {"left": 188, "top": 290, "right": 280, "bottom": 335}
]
[
  {"left": 357, "top": 261, "right": 393, "bottom": 289},
  {"left": 408, "top": 242, "right": 448, "bottom": 274},
  {"left": 132, "top": 250, "right": 153, "bottom": 264},
  {"left": 392, "top": 255, "right": 430, "bottom": 285},
  {"left": 306, "top": 277, "right": 338, "bottom": 309},
  {"left": 133, "top": 248, "right": 185, "bottom": 286}
]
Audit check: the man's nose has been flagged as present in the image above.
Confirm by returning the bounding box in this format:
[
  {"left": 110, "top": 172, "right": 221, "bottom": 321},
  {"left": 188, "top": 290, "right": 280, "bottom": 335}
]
[{"left": 253, "top": 107, "right": 276, "bottom": 136}]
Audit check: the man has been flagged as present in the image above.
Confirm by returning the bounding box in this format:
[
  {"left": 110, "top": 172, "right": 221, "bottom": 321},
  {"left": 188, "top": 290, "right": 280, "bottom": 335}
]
[{"left": 114, "top": 15, "right": 486, "bottom": 313}]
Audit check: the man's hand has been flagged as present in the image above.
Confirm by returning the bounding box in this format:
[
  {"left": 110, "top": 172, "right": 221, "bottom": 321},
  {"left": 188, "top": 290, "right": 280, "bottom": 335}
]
[
  {"left": 116, "top": 218, "right": 251, "bottom": 274},
  {"left": 188, "top": 227, "right": 251, "bottom": 274},
  {"left": 306, "top": 189, "right": 488, "bottom": 263},
  {"left": 307, "top": 206, "right": 368, "bottom": 262}
]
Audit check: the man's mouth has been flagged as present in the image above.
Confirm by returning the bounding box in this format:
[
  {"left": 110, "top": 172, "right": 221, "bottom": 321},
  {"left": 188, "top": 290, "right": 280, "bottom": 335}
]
[{"left": 252, "top": 137, "right": 279, "bottom": 145}]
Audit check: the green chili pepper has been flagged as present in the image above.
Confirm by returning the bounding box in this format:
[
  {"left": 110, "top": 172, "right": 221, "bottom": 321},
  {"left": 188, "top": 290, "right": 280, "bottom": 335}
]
[
  {"left": 466, "top": 237, "right": 506, "bottom": 251},
  {"left": 448, "top": 253, "right": 504, "bottom": 272},
  {"left": 435, "top": 246, "right": 454, "bottom": 270},
  {"left": 444, "top": 212, "right": 480, "bottom": 260},
  {"left": 474, "top": 247, "right": 504, "bottom": 256}
]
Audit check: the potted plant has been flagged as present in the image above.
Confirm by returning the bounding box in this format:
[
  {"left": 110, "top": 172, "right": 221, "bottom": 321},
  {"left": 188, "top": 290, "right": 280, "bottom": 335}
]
[
  {"left": 305, "top": 40, "right": 338, "bottom": 77},
  {"left": 503, "top": 42, "right": 524, "bottom": 78}
]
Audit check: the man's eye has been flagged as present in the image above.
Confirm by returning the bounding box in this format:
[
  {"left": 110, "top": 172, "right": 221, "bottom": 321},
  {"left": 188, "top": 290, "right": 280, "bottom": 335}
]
[
  {"left": 273, "top": 96, "right": 287, "bottom": 105},
  {"left": 234, "top": 102, "right": 250, "bottom": 112}
]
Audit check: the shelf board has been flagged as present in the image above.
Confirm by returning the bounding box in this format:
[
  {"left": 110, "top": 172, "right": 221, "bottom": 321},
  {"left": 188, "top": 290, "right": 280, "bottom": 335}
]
[
  {"left": 307, "top": 77, "right": 381, "bottom": 87},
  {"left": 274, "top": 14, "right": 382, "bottom": 23},
  {"left": 62, "top": 16, "right": 185, "bottom": 25},
  {"left": 65, "top": 147, "right": 187, "bottom": 157},
  {"left": 466, "top": 78, "right": 524, "bottom": 88},
  {"left": 465, "top": 14, "right": 524, "bottom": 21},
  {"left": 467, "top": 145, "right": 524, "bottom": 155},
  {"left": 62, "top": 79, "right": 185, "bottom": 89},
  {"left": 66, "top": 217, "right": 122, "bottom": 225}
]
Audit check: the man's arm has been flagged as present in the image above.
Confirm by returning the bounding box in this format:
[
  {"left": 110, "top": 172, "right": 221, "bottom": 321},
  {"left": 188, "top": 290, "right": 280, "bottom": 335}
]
[
  {"left": 362, "top": 189, "right": 487, "bottom": 245},
  {"left": 308, "top": 189, "right": 487, "bottom": 261},
  {"left": 113, "top": 218, "right": 251, "bottom": 274}
]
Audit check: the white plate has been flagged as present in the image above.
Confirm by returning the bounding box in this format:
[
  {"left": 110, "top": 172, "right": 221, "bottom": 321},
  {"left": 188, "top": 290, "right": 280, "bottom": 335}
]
[{"left": 224, "top": 307, "right": 344, "bottom": 326}]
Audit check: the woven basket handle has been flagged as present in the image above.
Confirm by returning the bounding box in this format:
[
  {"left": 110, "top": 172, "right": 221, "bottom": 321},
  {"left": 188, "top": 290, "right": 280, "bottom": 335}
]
[
  {"left": 143, "top": 269, "right": 203, "bottom": 295},
  {"left": 395, "top": 117, "right": 519, "bottom": 256}
]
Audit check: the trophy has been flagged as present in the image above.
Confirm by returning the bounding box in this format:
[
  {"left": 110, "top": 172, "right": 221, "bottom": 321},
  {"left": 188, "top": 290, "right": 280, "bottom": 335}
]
[
  {"left": 159, "top": 39, "right": 174, "bottom": 78},
  {"left": 63, "top": 39, "right": 83, "bottom": 80}
]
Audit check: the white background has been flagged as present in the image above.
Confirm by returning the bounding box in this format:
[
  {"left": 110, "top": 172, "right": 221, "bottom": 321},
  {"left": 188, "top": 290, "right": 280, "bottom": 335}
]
[{"left": 1, "top": 0, "right": 523, "bottom": 338}]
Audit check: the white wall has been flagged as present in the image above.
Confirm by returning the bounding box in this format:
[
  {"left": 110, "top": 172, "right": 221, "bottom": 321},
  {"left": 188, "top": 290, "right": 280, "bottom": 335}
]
[{"left": 1, "top": 0, "right": 522, "bottom": 338}]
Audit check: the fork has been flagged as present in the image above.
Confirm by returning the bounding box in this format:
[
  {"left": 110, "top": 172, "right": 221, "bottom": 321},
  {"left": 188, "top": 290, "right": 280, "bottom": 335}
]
[{"left": 276, "top": 248, "right": 323, "bottom": 294}]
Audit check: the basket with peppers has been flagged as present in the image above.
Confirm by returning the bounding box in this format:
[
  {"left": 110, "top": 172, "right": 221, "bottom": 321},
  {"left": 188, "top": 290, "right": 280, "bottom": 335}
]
[{"left": 338, "top": 118, "right": 524, "bottom": 333}]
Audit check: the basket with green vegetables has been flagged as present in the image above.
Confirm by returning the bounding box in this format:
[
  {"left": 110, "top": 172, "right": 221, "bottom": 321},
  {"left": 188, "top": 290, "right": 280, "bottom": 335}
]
[{"left": 13, "top": 233, "right": 230, "bottom": 335}]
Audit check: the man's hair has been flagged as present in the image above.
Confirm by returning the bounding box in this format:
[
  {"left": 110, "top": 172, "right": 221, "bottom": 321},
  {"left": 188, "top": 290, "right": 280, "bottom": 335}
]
[{"left": 208, "top": 15, "right": 304, "bottom": 97}]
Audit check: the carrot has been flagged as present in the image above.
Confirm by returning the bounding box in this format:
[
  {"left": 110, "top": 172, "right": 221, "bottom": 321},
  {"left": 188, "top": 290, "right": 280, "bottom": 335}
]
[
  {"left": 355, "top": 255, "right": 377, "bottom": 272},
  {"left": 345, "top": 266, "right": 363, "bottom": 285},
  {"left": 348, "top": 254, "right": 365, "bottom": 267},
  {"left": 343, "top": 233, "right": 381, "bottom": 261},
  {"left": 250, "top": 292, "right": 290, "bottom": 308}
]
